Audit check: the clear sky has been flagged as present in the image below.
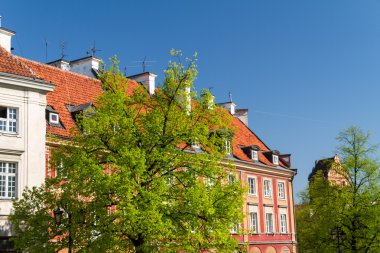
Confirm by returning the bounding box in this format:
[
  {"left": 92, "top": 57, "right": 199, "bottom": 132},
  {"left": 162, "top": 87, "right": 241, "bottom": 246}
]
[{"left": 3, "top": 0, "right": 380, "bottom": 201}]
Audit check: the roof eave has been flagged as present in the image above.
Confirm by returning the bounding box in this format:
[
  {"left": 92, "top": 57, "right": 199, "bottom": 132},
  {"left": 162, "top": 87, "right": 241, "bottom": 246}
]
[{"left": 0, "top": 72, "right": 55, "bottom": 93}]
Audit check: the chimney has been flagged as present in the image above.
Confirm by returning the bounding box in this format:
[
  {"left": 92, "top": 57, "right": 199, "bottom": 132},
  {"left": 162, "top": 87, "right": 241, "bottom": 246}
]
[
  {"left": 0, "top": 27, "right": 15, "bottom": 53},
  {"left": 234, "top": 108, "right": 248, "bottom": 126},
  {"left": 70, "top": 56, "right": 102, "bottom": 78},
  {"left": 218, "top": 101, "right": 236, "bottom": 115},
  {"left": 128, "top": 72, "right": 157, "bottom": 95},
  {"left": 47, "top": 59, "right": 71, "bottom": 71}
]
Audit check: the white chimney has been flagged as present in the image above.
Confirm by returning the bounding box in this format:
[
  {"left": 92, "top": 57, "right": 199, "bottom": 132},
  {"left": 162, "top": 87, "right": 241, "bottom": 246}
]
[
  {"left": 70, "top": 56, "right": 102, "bottom": 78},
  {"left": 128, "top": 72, "right": 157, "bottom": 95},
  {"left": 0, "top": 27, "right": 15, "bottom": 53},
  {"left": 218, "top": 102, "right": 236, "bottom": 115},
  {"left": 47, "top": 59, "right": 71, "bottom": 71},
  {"left": 234, "top": 108, "right": 248, "bottom": 126}
]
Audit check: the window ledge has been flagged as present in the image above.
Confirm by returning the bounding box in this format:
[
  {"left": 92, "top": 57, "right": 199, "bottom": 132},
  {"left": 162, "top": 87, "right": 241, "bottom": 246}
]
[{"left": 0, "top": 131, "right": 21, "bottom": 138}]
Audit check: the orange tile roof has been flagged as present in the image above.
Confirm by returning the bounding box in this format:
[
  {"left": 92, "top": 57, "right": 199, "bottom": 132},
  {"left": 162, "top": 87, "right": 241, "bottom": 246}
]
[
  {"left": 14, "top": 55, "right": 141, "bottom": 138},
  {"left": 0, "top": 46, "right": 289, "bottom": 169},
  {"left": 0, "top": 46, "right": 41, "bottom": 79}
]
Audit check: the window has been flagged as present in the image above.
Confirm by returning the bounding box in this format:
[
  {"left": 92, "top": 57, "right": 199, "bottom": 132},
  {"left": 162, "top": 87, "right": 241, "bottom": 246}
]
[
  {"left": 251, "top": 150, "right": 258, "bottom": 161},
  {"left": 49, "top": 112, "right": 60, "bottom": 124},
  {"left": 224, "top": 139, "right": 232, "bottom": 155},
  {"left": 0, "top": 162, "right": 17, "bottom": 198},
  {"left": 273, "top": 155, "right": 279, "bottom": 165},
  {"left": 192, "top": 140, "right": 200, "bottom": 149},
  {"left": 278, "top": 182, "right": 285, "bottom": 199},
  {"left": 265, "top": 213, "right": 274, "bottom": 233},
  {"left": 280, "top": 214, "right": 287, "bottom": 233},
  {"left": 264, "top": 179, "right": 272, "bottom": 197},
  {"left": 0, "top": 106, "right": 17, "bottom": 133},
  {"left": 228, "top": 174, "right": 236, "bottom": 184},
  {"left": 230, "top": 222, "right": 240, "bottom": 234},
  {"left": 248, "top": 177, "right": 256, "bottom": 195},
  {"left": 249, "top": 212, "right": 258, "bottom": 233}
]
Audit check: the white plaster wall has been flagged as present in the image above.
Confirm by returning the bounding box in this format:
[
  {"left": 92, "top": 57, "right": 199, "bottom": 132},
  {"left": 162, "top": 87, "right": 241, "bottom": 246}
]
[
  {"left": 0, "top": 32, "right": 12, "bottom": 52},
  {"left": 0, "top": 83, "right": 47, "bottom": 236}
]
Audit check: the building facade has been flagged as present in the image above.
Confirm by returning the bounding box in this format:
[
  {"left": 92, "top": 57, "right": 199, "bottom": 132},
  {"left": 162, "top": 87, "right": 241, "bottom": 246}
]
[
  {"left": 0, "top": 26, "right": 297, "bottom": 253},
  {"left": 0, "top": 27, "right": 55, "bottom": 250}
]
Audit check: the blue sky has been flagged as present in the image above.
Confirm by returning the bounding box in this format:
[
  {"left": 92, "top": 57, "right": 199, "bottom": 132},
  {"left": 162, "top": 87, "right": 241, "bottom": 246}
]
[{"left": 3, "top": 0, "right": 380, "bottom": 201}]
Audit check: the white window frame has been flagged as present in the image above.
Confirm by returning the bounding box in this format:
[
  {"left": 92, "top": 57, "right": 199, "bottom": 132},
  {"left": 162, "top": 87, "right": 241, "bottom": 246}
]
[
  {"left": 230, "top": 222, "right": 240, "bottom": 234},
  {"left": 49, "top": 112, "right": 60, "bottom": 124},
  {"left": 0, "top": 106, "right": 18, "bottom": 134},
  {"left": 247, "top": 176, "right": 257, "bottom": 196},
  {"left": 251, "top": 150, "right": 258, "bottom": 161},
  {"left": 280, "top": 214, "right": 287, "bottom": 234},
  {"left": 263, "top": 179, "right": 272, "bottom": 197},
  {"left": 0, "top": 162, "right": 17, "bottom": 199},
  {"left": 265, "top": 212, "right": 274, "bottom": 233},
  {"left": 273, "top": 155, "right": 279, "bottom": 165},
  {"left": 228, "top": 173, "right": 236, "bottom": 184},
  {"left": 278, "top": 181, "right": 286, "bottom": 199},
  {"left": 249, "top": 211, "right": 258, "bottom": 233},
  {"left": 224, "top": 139, "right": 232, "bottom": 155}
]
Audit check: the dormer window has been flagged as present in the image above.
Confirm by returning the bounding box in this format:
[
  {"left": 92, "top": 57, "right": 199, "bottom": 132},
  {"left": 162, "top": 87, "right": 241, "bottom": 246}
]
[
  {"left": 191, "top": 138, "right": 200, "bottom": 149},
  {"left": 273, "top": 155, "right": 279, "bottom": 165},
  {"left": 49, "top": 113, "right": 59, "bottom": 124},
  {"left": 251, "top": 150, "right": 258, "bottom": 161},
  {"left": 46, "top": 106, "right": 62, "bottom": 127},
  {"left": 240, "top": 145, "right": 260, "bottom": 162},
  {"left": 224, "top": 138, "right": 232, "bottom": 155}
]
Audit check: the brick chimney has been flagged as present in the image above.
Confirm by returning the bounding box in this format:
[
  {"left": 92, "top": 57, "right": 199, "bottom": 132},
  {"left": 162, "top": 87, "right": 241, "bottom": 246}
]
[
  {"left": 128, "top": 72, "right": 157, "bottom": 95},
  {"left": 0, "top": 27, "right": 15, "bottom": 53}
]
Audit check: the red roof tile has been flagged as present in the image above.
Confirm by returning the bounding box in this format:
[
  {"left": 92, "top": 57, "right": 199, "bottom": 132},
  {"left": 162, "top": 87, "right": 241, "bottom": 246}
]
[
  {"left": 0, "top": 46, "right": 41, "bottom": 79},
  {"left": 17, "top": 57, "right": 141, "bottom": 138},
  {"left": 232, "top": 117, "right": 288, "bottom": 169}
]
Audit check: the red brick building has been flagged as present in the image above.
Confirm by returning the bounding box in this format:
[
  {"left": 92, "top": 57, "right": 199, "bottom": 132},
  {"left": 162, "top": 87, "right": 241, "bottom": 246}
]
[{"left": 0, "top": 28, "right": 297, "bottom": 252}]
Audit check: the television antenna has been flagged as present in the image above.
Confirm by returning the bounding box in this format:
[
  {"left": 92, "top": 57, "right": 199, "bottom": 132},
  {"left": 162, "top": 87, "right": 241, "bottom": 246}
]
[
  {"left": 60, "top": 40, "right": 67, "bottom": 59},
  {"left": 86, "top": 41, "right": 101, "bottom": 56},
  {"left": 134, "top": 56, "right": 156, "bottom": 72},
  {"left": 44, "top": 38, "right": 48, "bottom": 62}
]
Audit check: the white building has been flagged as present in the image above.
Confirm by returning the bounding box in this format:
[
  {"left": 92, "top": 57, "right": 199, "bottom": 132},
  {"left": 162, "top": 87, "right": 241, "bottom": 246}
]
[{"left": 0, "top": 27, "right": 55, "bottom": 247}]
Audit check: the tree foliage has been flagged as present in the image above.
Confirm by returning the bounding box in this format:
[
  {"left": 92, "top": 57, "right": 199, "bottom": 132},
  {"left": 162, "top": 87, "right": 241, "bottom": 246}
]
[
  {"left": 10, "top": 51, "right": 244, "bottom": 252},
  {"left": 297, "top": 126, "right": 380, "bottom": 253}
]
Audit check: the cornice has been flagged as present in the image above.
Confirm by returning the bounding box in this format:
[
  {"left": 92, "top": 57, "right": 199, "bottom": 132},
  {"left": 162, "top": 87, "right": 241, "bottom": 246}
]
[{"left": 0, "top": 72, "right": 55, "bottom": 93}]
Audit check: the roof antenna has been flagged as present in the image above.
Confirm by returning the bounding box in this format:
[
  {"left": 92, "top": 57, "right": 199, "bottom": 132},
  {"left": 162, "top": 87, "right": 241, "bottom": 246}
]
[
  {"left": 60, "top": 40, "right": 67, "bottom": 60},
  {"left": 134, "top": 57, "right": 156, "bottom": 73},
  {"left": 44, "top": 38, "right": 48, "bottom": 62},
  {"left": 86, "top": 41, "right": 101, "bottom": 56},
  {"left": 229, "top": 91, "right": 233, "bottom": 102}
]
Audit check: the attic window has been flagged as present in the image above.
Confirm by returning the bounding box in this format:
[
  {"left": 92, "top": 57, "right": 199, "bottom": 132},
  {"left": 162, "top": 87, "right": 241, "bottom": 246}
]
[
  {"left": 49, "top": 113, "right": 59, "bottom": 124},
  {"left": 224, "top": 139, "right": 232, "bottom": 155},
  {"left": 191, "top": 138, "right": 200, "bottom": 149},
  {"left": 273, "top": 155, "right": 279, "bottom": 165},
  {"left": 251, "top": 150, "right": 258, "bottom": 161}
]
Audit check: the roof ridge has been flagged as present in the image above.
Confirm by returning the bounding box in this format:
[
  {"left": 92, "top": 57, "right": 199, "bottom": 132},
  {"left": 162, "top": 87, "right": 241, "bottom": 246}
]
[{"left": 16, "top": 56, "right": 102, "bottom": 82}]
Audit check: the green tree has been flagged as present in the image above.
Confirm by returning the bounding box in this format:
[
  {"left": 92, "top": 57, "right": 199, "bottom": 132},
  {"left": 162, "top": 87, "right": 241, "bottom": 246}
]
[
  {"left": 296, "top": 126, "right": 380, "bottom": 253},
  {"left": 10, "top": 51, "right": 244, "bottom": 253}
]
